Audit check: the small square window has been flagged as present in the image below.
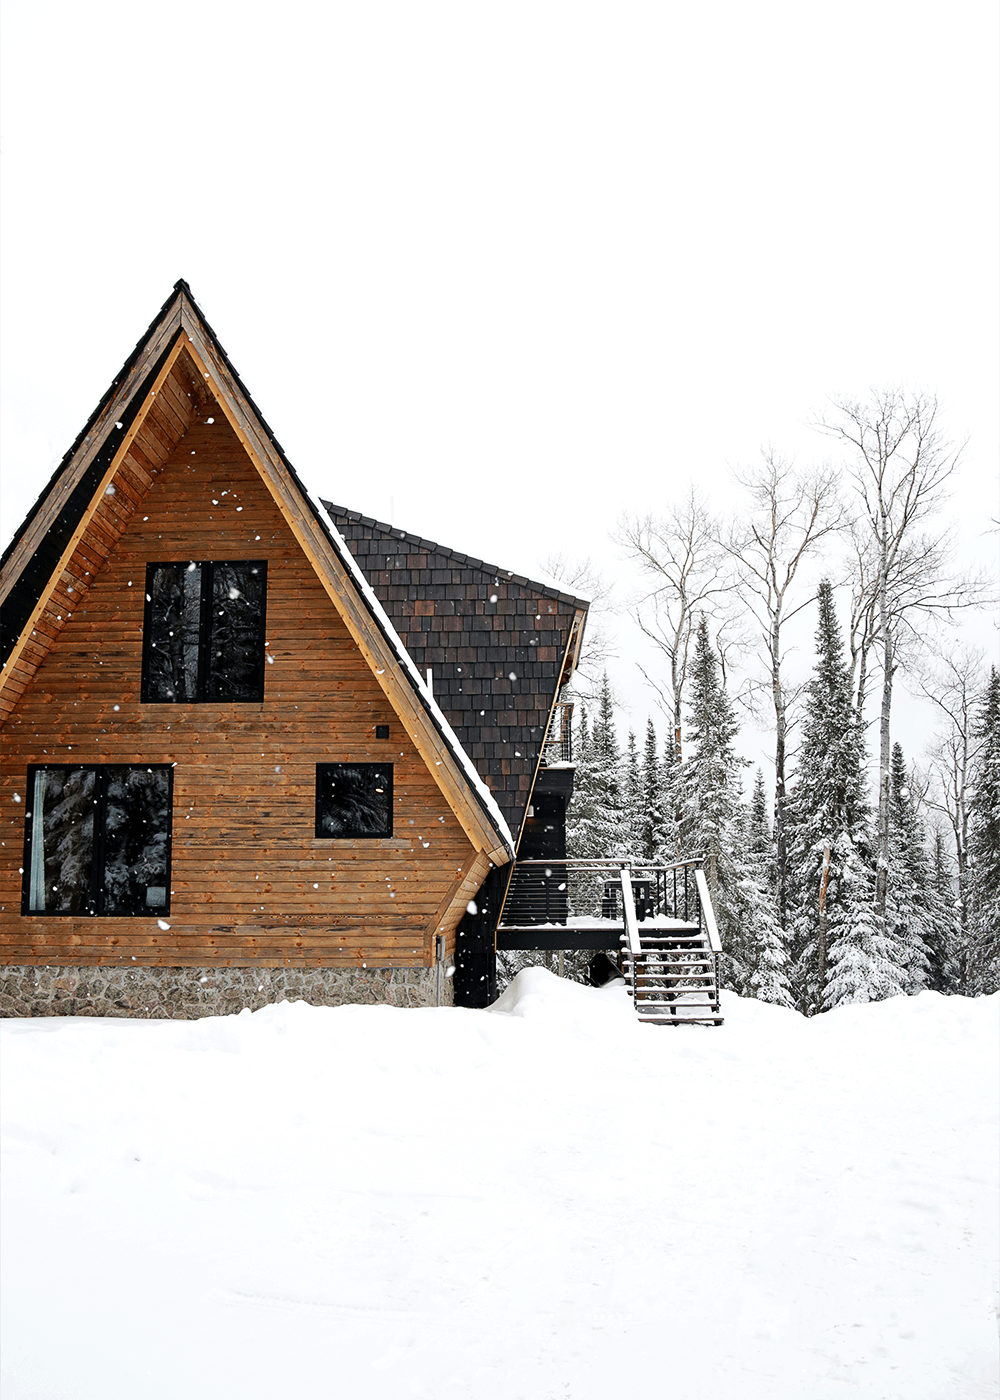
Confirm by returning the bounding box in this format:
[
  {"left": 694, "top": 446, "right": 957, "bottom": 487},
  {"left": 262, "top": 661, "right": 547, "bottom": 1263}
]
[
  {"left": 375, "top": 724, "right": 390, "bottom": 740},
  {"left": 316, "top": 764, "right": 393, "bottom": 838}
]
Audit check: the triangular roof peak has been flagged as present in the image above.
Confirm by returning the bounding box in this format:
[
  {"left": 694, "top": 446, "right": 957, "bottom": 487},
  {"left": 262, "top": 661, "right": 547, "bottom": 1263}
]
[{"left": 0, "top": 284, "right": 513, "bottom": 865}]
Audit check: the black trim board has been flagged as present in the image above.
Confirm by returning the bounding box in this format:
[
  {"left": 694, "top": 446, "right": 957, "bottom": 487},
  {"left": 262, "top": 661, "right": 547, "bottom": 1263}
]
[
  {"left": 1, "top": 336, "right": 180, "bottom": 663},
  {"left": 496, "top": 929, "right": 624, "bottom": 951}
]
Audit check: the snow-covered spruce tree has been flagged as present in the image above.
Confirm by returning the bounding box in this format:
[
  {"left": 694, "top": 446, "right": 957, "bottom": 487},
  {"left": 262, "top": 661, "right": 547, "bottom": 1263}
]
[
  {"left": 785, "top": 580, "right": 901, "bottom": 1014},
  {"left": 565, "top": 673, "right": 627, "bottom": 917},
  {"left": 967, "top": 667, "right": 1000, "bottom": 994},
  {"left": 885, "top": 743, "right": 932, "bottom": 993},
  {"left": 926, "top": 826, "right": 960, "bottom": 993},
  {"left": 656, "top": 722, "right": 684, "bottom": 865},
  {"left": 624, "top": 728, "right": 643, "bottom": 855},
  {"left": 638, "top": 718, "right": 666, "bottom": 862},
  {"left": 741, "top": 769, "right": 794, "bottom": 1006},
  {"left": 677, "top": 616, "right": 753, "bottom": 990}
]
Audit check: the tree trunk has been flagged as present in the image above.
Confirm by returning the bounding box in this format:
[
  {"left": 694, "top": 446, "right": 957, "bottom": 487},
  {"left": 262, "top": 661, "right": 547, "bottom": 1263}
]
[
  {"left": 818, "top": 843, "right": 831, "bottom": 992},
  {"left": 875, "top": 614, "right": 894, "bottom": 928},
  {"left": 772, "top": 631, "right": 788, "bottom": 930},
  {"left": 855, "top": 635, "right": 870, "bottom": 720}
]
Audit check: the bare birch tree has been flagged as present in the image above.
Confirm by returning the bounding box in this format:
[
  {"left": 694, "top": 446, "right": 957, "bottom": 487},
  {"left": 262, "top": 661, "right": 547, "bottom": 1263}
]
[
  {"left": 539, "top": 553, "right": 615, "bottom": 698},
  {"left": 720, "top": 453, "right": 846, "bottom": 928},
  {"left": 615, "top": 491, "right": 732, "bottom": 761},
  {"left": 920, "top": 646, "right": 987, "bottom": 988},
  {"left": 815, "top": 390, "right": 989, "bottom": 928},
  {"left": 844, "top": 518, "right": 880, "bottom": 718}
]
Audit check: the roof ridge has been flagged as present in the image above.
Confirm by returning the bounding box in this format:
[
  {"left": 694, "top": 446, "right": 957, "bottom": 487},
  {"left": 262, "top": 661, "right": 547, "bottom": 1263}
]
[{"left": 321, "top": 500, "right": 590, "bottom": 610}]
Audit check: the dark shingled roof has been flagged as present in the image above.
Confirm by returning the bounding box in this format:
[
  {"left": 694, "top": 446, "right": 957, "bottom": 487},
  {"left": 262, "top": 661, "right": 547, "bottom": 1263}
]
[{"left": 323, "top": 504, "right": 588, "bottom": 844}]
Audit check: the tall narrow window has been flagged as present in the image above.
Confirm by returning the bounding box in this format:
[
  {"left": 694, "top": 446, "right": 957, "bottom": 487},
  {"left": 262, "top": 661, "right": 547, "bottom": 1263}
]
[
  {"left": 141, "top": 560, "right": 266, "bottom": 702},
  {"left": 23, "top": 765, "right": 173, "bottom": 916},
  {"left": 315, "top": 764, "right": 393, "bottom": 838}
]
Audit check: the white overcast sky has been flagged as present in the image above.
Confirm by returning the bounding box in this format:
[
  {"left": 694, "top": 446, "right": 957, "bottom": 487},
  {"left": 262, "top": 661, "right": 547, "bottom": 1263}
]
[{"left": 1, "top": 0, "right": 997, "bottom": 759}]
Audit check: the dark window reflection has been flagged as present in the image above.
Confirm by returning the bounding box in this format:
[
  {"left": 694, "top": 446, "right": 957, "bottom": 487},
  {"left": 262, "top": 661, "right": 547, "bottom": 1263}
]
[
  {"left": 24, "top": 765, "right": 172, "bottom": 916},
  {"left": 316, "top": 764, "right": 393, "bottom": 838},
  {"left": 29, "top": 767, "right": 96, "bottom": 914},
  {"left": 206, "top": 563, "right": 266, "bottom": 702},
  {"left": 143, "top": 562, "right": 202, "bottom": 701},
  {"left": 142, "top": 561, "right": 265, "bottom": 703},
  {"left": 102, "top": 768, "right": 171, "bottom": 914}
]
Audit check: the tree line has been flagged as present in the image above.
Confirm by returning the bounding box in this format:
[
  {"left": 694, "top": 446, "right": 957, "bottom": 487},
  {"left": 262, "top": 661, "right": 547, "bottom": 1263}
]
[{"left": 561, "top": 390, "right": 998, "bottom": 1012}]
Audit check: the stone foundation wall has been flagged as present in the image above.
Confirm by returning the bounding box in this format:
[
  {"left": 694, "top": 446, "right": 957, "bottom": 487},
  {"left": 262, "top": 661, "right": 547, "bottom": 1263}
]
[{"left": 0, "top": 964, "right": 453, "bottom": 1019}]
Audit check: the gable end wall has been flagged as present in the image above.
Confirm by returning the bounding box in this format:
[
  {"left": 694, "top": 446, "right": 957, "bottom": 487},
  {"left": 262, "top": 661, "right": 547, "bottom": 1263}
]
[{"left": 1, "top": 411, "right": 484, "bottom": 972}]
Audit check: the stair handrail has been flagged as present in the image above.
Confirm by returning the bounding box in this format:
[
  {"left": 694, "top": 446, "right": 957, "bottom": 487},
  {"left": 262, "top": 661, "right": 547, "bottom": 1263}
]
[
  {"left": 619, "top": 864, "right": 642, "bottom": 957},
  {"left": 693, "top": 867, "right": 723, "bottom": 954}
]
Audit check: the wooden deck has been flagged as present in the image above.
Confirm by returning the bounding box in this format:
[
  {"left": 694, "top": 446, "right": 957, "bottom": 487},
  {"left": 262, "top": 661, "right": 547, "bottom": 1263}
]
[
  {"left": 496, "top": 860, "right": 725, "bottom": 1025},
  {"left": 496, "top": 915, "right": 699, "bottom": 951}
]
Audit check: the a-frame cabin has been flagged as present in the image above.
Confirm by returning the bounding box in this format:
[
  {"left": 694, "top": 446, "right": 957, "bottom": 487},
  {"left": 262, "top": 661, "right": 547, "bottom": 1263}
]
[{"left": 0, "top": 283, "right": 587, "bottom": 1017}]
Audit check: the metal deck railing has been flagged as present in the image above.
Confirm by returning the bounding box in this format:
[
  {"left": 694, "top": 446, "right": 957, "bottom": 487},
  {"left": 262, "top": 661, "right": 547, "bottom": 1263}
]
[
  {"left": 496, "top": 857, "right": 724, "bottom": 1024},
  {"left": 540, "top": 701, "right": 574, "bottom": 765}
]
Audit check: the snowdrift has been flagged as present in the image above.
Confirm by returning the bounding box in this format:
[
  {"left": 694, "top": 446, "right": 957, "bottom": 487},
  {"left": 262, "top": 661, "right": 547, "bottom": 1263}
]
[{"left": 2, "top": 975, "right": 997, "bottom": 1400}]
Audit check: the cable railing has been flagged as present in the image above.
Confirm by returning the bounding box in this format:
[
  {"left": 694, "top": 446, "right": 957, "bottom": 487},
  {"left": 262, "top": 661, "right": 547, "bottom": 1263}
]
[
  {"left": 498, "top": 857, "right": 721, "bottom": 946},
  {"left": 496, "top": 856, "right": 723, "bottom": 1023},
  {"left": 540, "top": 701, "right": 574, "bottom": 765}
]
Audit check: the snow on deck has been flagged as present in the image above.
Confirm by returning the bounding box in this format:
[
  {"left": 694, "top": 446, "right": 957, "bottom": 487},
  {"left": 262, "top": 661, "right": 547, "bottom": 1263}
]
[{"left": 2, "top": 977, "right": 997, "bottom": 1400}]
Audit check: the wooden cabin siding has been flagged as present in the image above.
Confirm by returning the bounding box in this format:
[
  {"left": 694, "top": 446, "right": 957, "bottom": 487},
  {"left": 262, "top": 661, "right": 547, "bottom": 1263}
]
[{"left": 1, "top": 409, "right": 480, "bottom": 969}]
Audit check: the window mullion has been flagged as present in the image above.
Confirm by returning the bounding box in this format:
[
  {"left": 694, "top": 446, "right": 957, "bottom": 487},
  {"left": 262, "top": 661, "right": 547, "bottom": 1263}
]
[
  {"left": 197, "top": 561, "right": 212, "bottom": 702},
  {"left": 91, "top": 766, "right": 108, "bottom": 917}
]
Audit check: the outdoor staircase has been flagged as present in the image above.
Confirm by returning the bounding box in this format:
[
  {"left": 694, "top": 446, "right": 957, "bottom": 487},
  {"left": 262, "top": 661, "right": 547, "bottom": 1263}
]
[
  {"left": 620, "top": 922, "right": 723, "bottom": 1026},
  {"left": 497, "top": 858, "right": 725, "bottom": 1027},
  {"left": 615, "top": 862, "right": 723, "bottom": 1027}
]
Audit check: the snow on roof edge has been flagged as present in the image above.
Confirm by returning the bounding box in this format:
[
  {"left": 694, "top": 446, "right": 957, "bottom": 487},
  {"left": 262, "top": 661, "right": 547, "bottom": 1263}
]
[{"left": 309, "top": 495, "right": 515, "bottom": 859}]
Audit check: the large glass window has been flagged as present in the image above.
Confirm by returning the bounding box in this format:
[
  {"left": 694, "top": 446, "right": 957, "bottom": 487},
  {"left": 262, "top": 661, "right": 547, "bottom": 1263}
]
[
  {"left": 23, "top": 765, "right": 172, "bottom": 916},
  {"left": 315, "top": 764, "right": 393, "bottom": 838},
  {"left": 141, "top": 561, "right": 266, "bottom": 702}
]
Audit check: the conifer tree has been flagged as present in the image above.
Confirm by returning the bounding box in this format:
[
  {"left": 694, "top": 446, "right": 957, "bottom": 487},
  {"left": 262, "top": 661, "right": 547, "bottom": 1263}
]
[
  {"left": 785, "top": 581, "right": 901, "bottom": 1013},
  {"left": 926, "top": 826, "right": 959, "bottom": 993},
  {"left": 639, "top": 718, "right": 665, "bottom": 861},
  {"left": 565, "top": 673, "right": 626, "bottom": 915},
  {"left": 678, "top": 616, "right": 750, "bottom": 986},
  {"left": 624, "top": 728, "right": 643, "bottom": 855},
  {"left": 885, "top": 743, "right": 932, "bottom": 993},
  {"left": 740, "top": 768, "right": 794, "bottom": 1006},
  {"left": 967, "top": 667, "right": 1000, "bottom": 993}
]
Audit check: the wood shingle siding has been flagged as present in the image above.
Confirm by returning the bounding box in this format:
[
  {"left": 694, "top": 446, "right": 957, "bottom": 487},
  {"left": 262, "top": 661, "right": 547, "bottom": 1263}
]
[{"left": 324, "top": 506, "right": 587, "bottom": 843}]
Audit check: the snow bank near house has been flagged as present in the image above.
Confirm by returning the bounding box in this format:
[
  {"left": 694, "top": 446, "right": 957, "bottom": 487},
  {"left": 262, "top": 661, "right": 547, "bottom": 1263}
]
[{"left": 2, "top": 977, "right": 997, "bottom": 1400}]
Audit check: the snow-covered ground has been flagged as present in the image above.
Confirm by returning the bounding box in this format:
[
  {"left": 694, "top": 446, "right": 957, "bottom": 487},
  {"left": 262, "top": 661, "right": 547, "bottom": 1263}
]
[{"left": 2, "top": 974, "right": 997, "bottom": 1400}]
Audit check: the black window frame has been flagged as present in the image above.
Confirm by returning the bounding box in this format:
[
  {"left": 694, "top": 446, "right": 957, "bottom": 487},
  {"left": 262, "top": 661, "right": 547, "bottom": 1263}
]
[
  {"left": 140, "top": 559, "right": 267, "bottom": 704},
  {"left": 315, "top": 763, "right": 394, "bottom": 839},
  {"left": 21, "top": 763, "right": 174, "bottom": 917}
]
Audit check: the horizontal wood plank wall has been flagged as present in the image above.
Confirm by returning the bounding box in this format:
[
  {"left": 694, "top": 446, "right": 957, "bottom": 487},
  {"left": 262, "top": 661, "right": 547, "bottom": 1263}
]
[{"left": 1, "top": 401, "right": 479, "bottom": 968}]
